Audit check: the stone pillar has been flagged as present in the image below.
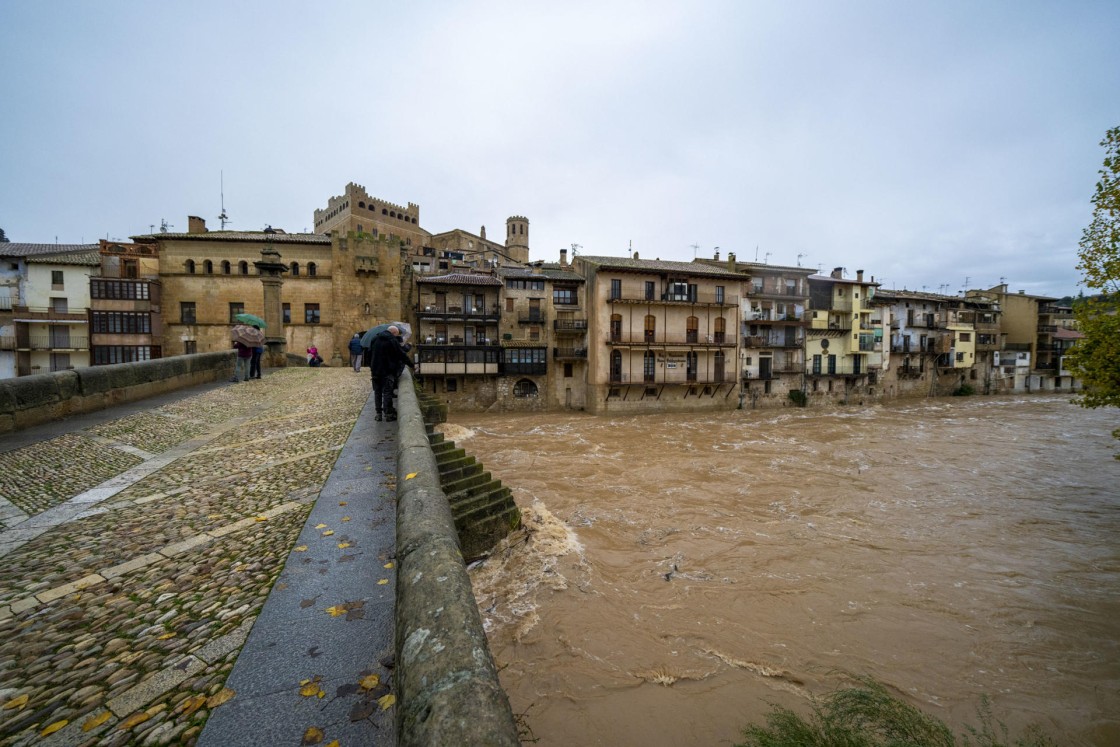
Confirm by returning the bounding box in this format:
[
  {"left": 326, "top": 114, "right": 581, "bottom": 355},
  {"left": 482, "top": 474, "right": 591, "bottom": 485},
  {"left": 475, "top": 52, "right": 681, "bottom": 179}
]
[{"left": 254, "top": 244, "right": 289, "bottom": 367}]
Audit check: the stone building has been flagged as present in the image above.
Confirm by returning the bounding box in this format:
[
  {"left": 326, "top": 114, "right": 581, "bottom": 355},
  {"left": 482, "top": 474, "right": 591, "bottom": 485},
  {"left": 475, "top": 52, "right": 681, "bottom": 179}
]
[{"left": 574, "top": 253, "right": 743, "bottom": 413}]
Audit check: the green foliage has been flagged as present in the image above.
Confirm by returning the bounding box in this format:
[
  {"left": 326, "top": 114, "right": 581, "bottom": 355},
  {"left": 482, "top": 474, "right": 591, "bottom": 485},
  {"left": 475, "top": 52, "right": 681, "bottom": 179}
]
[
  {"left": 952, "top": 384, "right": 975, "bottom": 396},
  {"left": 737, "top": 678, "right": 1056, "bottom": 747},
  {"left": 1071, "top": 126, "right": 1120, "bottom": 424},
  {"left": 788, "top": 389, "right": 808, "bottom": 407},
  {"left": 0, "top": 226, "right": 8, "bottom": 242}
]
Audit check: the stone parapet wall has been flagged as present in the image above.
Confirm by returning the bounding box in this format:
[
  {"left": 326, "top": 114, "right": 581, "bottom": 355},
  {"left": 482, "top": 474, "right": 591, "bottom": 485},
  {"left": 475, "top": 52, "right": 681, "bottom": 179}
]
[
  {"left": 394, "top": 368, "right": 519, "bottom": 746},
  {"left": 0, "top": 353, "right": 233, "bottom": 434}
]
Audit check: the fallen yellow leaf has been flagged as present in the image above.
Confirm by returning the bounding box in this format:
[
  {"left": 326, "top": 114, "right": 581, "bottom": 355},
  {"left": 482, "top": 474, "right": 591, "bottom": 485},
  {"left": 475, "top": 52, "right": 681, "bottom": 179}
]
[
  {"left": 326, "top": 741, "right": 340, "bottom": 747},
  {"left": 157, "top": 632, "right": 176, "bottom": 640},
  {"left": 294, "top": 545, "right": 309, "bottom": 552},
  {"left": 300, "top": 682, "right": 322, "bottom": 697},
  {"left": 338, "top": 501, "right": 348, "bottom": 506},
  {"left": 174, "top": 695, "right": 207, "bottom": 717},
  {"left": 359, "top": 673, "right": 381, "bottom": 690},
  {"left": 41, "top": 719, "right": 68, "bottom": 736},
  {"left": 206, "top": 687, "right": 236, "bottom": 708},
  {"left": 315, "top": 523, "right": 327, "bottom": 529},
  {"left": 383, "top": 562, "right": 394, "bottom": 569},
  {"left": 2, "top": 694, "right": 28, "bottom": 711},
  {"left": 322, "top": 530, "right": 335, "bottom": 536},
  {"left": 325, "top": 605, "right": 347, "bottom": 617},
  {"left": 317, "top": 690, "right": 325, "bottom": 699},
  {"left": 377, "top": 579, "right": 389, "bottom": 585},
  {"left": 299, "top": 678, "right": 311, "bottom": 686},
  {"left": 337, "top": 542, "right": 351, "bottom": 549},
  {"left": 341, "top": 516, "right": 351, "bottom": 522},
  {"left": 118, "top": 711, "right": 150, "bottom": 730},
  {"left": 302, "top": 725, "right": 324, "bottom": 744},
  {"left": 405, "top": 472, "right": 418, "bottom": 480},
  {"left": 378, "top": 693, "right": 396, "bottom": 710},
  {"left": 82, "top": 711, "right": 112, "bottom": 732},
  {"left": 255, "top": 515, "right": 268, "bottom": 522}
]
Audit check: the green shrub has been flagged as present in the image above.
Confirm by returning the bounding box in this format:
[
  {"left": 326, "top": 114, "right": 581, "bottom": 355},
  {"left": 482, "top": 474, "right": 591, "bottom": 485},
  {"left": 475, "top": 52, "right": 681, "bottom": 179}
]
[
  {"left": 953, "top": 384, "right": 975, "bottom": 396},
  {"left": 737, "top": 678, "right": 1055, "bottom": 747},
  {"left": 788, "top": 389, "right": 808, "bottom": 407}
]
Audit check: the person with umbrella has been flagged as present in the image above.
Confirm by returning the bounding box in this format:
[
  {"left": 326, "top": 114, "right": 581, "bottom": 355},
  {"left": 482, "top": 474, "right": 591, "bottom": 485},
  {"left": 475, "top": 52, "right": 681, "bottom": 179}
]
[
  {"left": 369, "top": 325, "right": 413, "bottom": 421},
  {"left": 230, "top": 324, "right": 264, "bottom": 382}
]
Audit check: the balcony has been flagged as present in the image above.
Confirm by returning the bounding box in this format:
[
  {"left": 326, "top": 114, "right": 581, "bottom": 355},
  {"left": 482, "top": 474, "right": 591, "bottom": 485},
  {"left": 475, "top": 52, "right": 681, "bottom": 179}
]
[
  {"left": 607, "top": 333, "right": 736, "bottom": 347},
  {"left": 518, "top": 313, "right": 546, "bottom": 325},
  {"left": 417, "top": 305, "right": 501, "bottom": 322},
  {"left": 897, "top": 363, "right": 925, "bottom": 378},
  {"left": 743, "top": 334, "right": 803, "bottom": 349},
  {"left": 503, "top": 362, "right": 548, "bottom": 376},
  {"left": 608, "top": 371, "right": 731, "bottom": 385},
  {"left": 553, "top": 319, "right": 588, "bottom": 333},
  {"left": 553, "top": 347, "right": 588, "bottom": 360},
  {"left": 608, "top": 291, "right": 738, "bottom": 306},
  {"left": 807, "top": 362, "right": 869, "bottom": 377},
  {"left": 13, "top": 335, "right": 90, "bottom": 351},
  {"left": 12, "top": 306, "right": 88, "bottom": 323},
  {"left": 749, "top": 285, "right": 804, "bottom": 299}
]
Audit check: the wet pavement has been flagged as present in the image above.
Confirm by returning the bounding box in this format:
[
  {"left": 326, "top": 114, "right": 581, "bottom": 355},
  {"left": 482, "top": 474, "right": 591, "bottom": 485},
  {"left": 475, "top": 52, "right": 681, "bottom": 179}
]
[{"left": 0, "top": 367, "right": 397, "bottom": 746}]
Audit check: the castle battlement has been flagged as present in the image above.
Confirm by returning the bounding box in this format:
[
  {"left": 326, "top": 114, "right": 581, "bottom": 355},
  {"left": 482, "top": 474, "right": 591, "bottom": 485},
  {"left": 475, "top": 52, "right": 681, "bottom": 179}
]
[{"left": 313, "top": 183, "right": 421, "bottom": 229}]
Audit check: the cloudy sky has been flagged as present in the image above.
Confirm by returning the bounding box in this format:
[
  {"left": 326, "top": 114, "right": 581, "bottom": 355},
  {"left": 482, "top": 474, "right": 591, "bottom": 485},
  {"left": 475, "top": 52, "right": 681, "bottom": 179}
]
[{"left": 2, "top": 1, "right": 1117, "bottom": 297}]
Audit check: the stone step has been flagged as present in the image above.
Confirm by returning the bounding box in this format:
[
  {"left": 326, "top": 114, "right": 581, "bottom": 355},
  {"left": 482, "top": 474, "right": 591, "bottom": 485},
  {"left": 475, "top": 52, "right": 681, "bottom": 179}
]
[
  {"left": 427, "top": 431, "right": 445, "bottom": 446},
  {"left": 443, "top": 471, "right": 493, "bottom": 498},
  {"left": 450, "top": 483, "right": 510, "bottom": 517},
  {"left": 430, "top": 440, "right": 457, "bottom": 455},
  {"left": 439, "top": 462, "right": 485, "bottom": 486},
  {"left": 437, "top": 454, "right": 475, "bottom": 475}
]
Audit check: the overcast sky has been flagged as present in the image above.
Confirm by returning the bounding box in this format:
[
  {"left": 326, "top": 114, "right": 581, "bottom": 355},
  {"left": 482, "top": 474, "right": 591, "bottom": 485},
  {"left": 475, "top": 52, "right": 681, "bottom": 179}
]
[{"left": 2, "top": 1, "right": 1117, "bottom": 297}]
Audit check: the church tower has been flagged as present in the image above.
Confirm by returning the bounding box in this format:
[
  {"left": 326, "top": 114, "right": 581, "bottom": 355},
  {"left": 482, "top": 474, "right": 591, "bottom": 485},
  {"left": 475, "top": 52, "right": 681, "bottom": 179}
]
[{"left": 505, "top": 216, "right": 530, "bottom": 264}]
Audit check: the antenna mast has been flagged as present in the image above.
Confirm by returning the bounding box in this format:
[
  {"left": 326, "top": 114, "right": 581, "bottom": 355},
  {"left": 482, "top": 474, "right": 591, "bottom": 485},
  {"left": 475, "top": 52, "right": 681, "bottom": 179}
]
[
  {"left": 218, "top": 171, "right": 231, "bottom": 229},
  {"left": 690, "top": 242, "right": 700, "bottom": 258}
]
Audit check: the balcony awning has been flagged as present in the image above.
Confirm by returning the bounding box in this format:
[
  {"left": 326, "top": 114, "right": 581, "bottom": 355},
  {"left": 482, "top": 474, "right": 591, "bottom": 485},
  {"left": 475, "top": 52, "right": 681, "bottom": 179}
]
[{"left": 13, "top": 318, "right": 88, "bottom": 324}]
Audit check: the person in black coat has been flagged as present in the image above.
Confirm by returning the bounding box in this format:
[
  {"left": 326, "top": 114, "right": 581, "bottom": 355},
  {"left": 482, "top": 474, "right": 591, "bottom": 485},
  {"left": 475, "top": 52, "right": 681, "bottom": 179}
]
[{"left": 370, "top": 326, "right": 413, "bottom": 421}]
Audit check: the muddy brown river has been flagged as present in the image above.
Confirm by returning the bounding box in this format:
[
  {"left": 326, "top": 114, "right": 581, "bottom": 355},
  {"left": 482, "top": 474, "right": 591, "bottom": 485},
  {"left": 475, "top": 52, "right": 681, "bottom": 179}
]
[{"left": 451, "top": 396, "right": 1120, "bottom": 746}]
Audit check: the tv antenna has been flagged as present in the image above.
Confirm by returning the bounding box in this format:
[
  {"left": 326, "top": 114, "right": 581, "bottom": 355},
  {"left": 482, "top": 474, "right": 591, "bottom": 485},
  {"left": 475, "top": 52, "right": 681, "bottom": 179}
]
[
  {"left": 570, "top": 243, "right": 581, "bottom": 257},
  {"left": 690, "top": 242, "right": 700, "bottom": 258},
  {"left": 797, "top": 253, "right": 807, "bottom": 266},
  {"left": 754, "top": 245, "right": 760, "bottom": 262},
  {"left": 218, "top": 171, "right": 231, "bottom": 229},
  {"left": 159, "top": 219, "right": 173, "bottom": 233},
  {"left": 763, "top": 251, "right": 771, "bottom": 264}
]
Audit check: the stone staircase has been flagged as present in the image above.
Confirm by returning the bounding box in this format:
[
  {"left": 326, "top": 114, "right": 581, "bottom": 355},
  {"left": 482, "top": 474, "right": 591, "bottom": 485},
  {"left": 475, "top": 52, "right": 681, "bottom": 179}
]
[{"left": 416, "top": 390, "right": 521, "bottom": 561}]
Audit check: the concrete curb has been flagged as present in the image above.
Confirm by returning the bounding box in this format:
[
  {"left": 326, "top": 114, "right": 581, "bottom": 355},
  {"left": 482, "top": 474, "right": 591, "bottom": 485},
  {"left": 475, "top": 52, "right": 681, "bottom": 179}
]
[{"left": 394, "top": 369, "right": 520, "bottom": 747}]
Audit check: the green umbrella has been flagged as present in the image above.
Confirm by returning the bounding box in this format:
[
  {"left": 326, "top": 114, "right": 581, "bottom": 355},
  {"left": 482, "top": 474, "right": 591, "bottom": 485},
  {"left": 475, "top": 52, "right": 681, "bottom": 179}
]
[
  {"left": 234, "top": 313, "right": 266, "bottom": 329},
  {"left": 361, "top": 322, "right": 411, "bottom": 348}
]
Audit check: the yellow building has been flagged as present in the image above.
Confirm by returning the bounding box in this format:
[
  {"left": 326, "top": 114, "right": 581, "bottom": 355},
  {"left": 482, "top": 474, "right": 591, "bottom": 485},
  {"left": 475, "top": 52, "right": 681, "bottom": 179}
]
[
  {"left": 89, "top": 240, "right": 162, "bottom": 365},
  {"left": 805, "top": 268, "right": 882, "bottom": 402}
]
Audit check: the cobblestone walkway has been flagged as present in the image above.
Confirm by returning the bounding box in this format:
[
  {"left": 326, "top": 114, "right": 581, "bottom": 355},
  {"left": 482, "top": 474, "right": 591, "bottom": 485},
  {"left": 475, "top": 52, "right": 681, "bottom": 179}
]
[{"left": 0, "top": 368, "right": 389, "bottom": 747}]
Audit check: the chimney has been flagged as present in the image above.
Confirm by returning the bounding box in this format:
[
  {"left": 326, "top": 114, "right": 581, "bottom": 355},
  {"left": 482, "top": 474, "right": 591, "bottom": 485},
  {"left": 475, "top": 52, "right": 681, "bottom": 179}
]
[
  {"left": 714, "top": 250, "right": 720, "bottom": 261},
  {"left": 727, "top": 252, "right": 737, "bottom": 273},
  {"left": 560, "top": 248, "right": 568, "bottom": 267},
  {"left": 480, "top": 225, "right": 486, "bottom": 240},
  {"left": 856, "top": 269, "right": 864, "bottom": 282},
  {"left": 831, "top": 267, "right": 844, "bottom": 279},
  {"left": 532, "top": 261, "right": 543, "bottom": 275},
  {"left": 633, "top": 251, "right": 639, "bottom": 260},
  {"left": 187, "top": 216, "right": 207, "bottom": 234}
]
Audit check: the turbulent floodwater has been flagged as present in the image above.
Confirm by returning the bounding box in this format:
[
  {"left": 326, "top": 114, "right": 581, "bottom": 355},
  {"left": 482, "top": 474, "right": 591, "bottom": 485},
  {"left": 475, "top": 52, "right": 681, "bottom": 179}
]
[{"left": 453, "top": 396, "right": 1120, "bottom": 746}]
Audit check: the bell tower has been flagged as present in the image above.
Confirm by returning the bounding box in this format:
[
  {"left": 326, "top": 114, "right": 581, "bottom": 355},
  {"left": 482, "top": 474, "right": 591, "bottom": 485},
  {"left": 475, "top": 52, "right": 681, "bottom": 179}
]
[{"left": 505, "top": 216, "right": 530, "bottom": 263}]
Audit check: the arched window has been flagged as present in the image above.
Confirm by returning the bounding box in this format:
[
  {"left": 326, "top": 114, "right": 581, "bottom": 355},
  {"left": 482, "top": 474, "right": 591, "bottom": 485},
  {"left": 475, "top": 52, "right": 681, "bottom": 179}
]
[
  {"left": 390, "top": 211, "right": 396, "bottom": 219},
  {"left": 185, "top": 259, "right": 196, "bottom": 274},
  {"left": 610, "top": 350, "right": 622, "bottom": 382},
  {"left": 221, "top": 260, "right": 231, "bottom": 275},
  {"left": 686, "top": 315, "right": 699, "bottom": 343},
  {"left": 204, "top": 260, "right": 213, "bottom": 274},
  {"left": 382, "top": 208, "right": 388, "bottom": 215},
  {"left": 644, "top": 314, "right": 656, "bottom": 343},
  {"left": 513, "top": 379, "right": 538, "bottom": 398},
  {"left": 714, "top": 317, "right": 726, "bottom": 344},
  {"left": 307, "top": 262, "right": 317, "bottom": 276},
  {"left": 643, "top": 350, "right": 656, "bottom": 382},
  {"left": 239, "top": 261, "right": 249, "bottom": 275},
  {"left": 358, "top": 201, "right": 365, "bottom": 209},
  {"left": 290, "top": 262, "right": 300, "bottom": 276}
]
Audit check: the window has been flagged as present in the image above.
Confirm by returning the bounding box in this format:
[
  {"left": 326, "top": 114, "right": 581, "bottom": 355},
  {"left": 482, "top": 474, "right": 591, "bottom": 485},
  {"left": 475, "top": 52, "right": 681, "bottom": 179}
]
[
  {"left": 291, "top": 262, "right": 300, "bottom": 276},
  {"left": 505, "top": 278, "right": 545, "bottom": 290},
  {"left": 959, "top": 332, "right": 971, "bottom": 342},
  {"left": 91, "top": 345, "right": 157, "bottom": 365},
  {"left": 645, "top": 281, "right": 655, "bottom": 300},
  {"left": 308, "top": 262, "right": 317, "bottom": 276},
  {"left": 715, "top": 285, "right": 725, "bottom": 304},
  {"left": 239, "top": 261, "right": 249, "bottom": 275},
  {"left": 229, "top": 303, "right": 244, "bottom": 322},
  {"left": 91, "top": 279, "right": 150, "bottom": 300},
  {"left": 91, "top": 312, "right": 151, "bottom": 334},
  {"left": 305, "top": 303, "right": 320, "bottom": 324},
  {"left": 184, "top": 340, "right": 196, "bottom": 355},
  {"left": 180, "top": 302, "right": 196, "bottom": 324},
  {"left": 513, "top": 379, "right": 539, "bottom": 398},
  {"left": 506, "top": 298, "right": 515, "bottom": 312},
  {"left": 122, "top": 259, "right": 138, "bottom": 278},
  {"left": 204, "top": 260, "right": 213, "bottom": 274},
  {"left": 446, "top": 378, "right": 457, "bottom": 392},
  {"left": 553, "top": 286, "right": 577, "bottom": 305},
  {"left": 610, "top": 314, "right": 622, "bottom": 342},
  {"left": 714, "top": 317, "right": 726, "bottom": 343},
  {"left": 221, "top": 261, "right": 231, "bottom": 275},
  {"left": 186, "top": 259, "right": 196, "bottom": 274},
  {"left": 564, "top": 363, "right": 573, "bottom": 378},
  {"left": 610, "top": 350, "right": 623, "bottom": 381},
  {"left": 282, "top": 303, "right": 291, "bottom": 324},
  {"left": 687, "top": 316, "right": 699, "bottom": 344},
  {"left": 644, "top": 350, "right": 656, "bottom": 382},
  {"left": 51, "top": 270, "right": 64, "bottom": 288},
  {"left": 529, "top": 326, "right": 540, "bottom": 341},
  {"left": 610, "top": 279, "right": 622, "bottom": 300},
  {"left": 644, "top": 315, "right": 656, "bottom": 343}
]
